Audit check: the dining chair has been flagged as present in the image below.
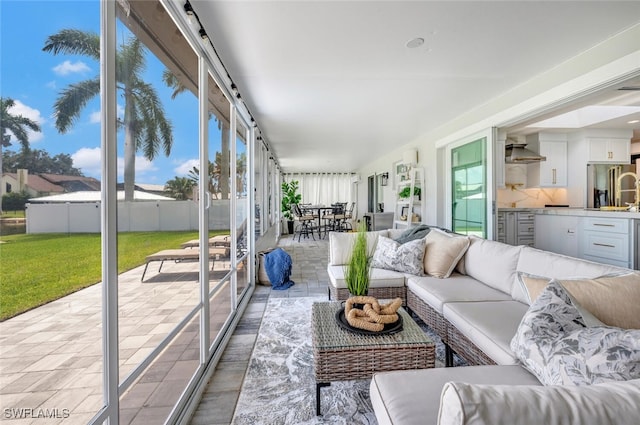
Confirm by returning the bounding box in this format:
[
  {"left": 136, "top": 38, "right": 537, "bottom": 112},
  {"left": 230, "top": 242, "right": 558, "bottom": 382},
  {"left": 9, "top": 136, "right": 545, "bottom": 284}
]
[
  {"left": 323, "top": 203, "right": 347, "bottom": 234},
  {"left": 292, "top": 204, "right": 316, "bottom": 242}
]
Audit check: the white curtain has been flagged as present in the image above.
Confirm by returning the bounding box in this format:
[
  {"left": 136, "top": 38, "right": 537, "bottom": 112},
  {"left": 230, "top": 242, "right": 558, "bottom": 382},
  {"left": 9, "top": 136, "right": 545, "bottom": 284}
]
[{"left": 283, "top": 173, "right": 354, "bottom": 207}]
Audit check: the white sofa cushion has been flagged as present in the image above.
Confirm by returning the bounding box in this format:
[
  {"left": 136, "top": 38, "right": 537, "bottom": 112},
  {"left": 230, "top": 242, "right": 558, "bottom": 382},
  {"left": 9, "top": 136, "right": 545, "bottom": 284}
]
[
  {"left": 327, "top": 265, "right": 405, "bottom": 289},
  {"left": 328, "top": 230, "right": 387, "bottom": 266},
  {"left": 464, "top": 236, "right": 521, "bottom": 295},
  {"left": 423, "top": 229, "right": 470, "bottom": 278},
  {"left": 437, "top": 379, "right": 640, "bottom": 425},
  {"left": 370, "top": 366, "right": 539, "bottom": 425},
  {"left": 407, "top": 275, "right": 511, "bottom": 313},
  {"left": 443, "top": 301, "right": 528, "bottom": 365},
  {"left": 511, "top": 279, "right": 640, "bottom": 386},
  {"left": 512, "top": 246, "right": 626, "bottom": 303}
]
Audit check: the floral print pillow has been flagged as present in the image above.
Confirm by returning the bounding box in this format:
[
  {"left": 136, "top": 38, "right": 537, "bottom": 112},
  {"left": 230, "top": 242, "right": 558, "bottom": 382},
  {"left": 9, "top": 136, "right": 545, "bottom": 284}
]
[
  {"left": 371, "top": 236, "right": 425, "bottom": 275},
  {"left": 510, "top": 279, "right": 640, "bottom": 386}
]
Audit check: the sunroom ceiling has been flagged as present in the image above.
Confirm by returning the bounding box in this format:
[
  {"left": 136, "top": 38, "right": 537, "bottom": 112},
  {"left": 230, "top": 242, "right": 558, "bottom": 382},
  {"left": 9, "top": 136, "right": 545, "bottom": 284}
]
[{"left": 191, "top": 1, "right": 640, "bottom": 172}]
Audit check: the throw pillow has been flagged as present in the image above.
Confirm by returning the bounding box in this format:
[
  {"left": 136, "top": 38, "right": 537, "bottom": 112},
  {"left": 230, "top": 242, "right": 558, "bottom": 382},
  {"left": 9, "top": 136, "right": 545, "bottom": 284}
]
[
  {"left": 423, "top": 229, "right": 470, "bottom": 278},
  {"left": 515, "top": 271, "right": 550, "bottom": 304},
  {"left": 371, "top": 236, "right": 426, "bottom": 275},
  {"left": 515, "top": 271, "right": 605, "bottom": 327},
  {"left": 511, "top": 280, "right": 640, "bottom": 386},
  {"left": 557, "top": 272, "right": 640, "bottom": 329}
]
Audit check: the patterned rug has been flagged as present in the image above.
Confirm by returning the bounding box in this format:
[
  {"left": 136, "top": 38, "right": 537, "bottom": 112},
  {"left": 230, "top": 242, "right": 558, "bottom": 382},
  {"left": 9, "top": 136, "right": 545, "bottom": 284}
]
[{"left": 231, "top": 297, "right": 462, "bottom": 425}]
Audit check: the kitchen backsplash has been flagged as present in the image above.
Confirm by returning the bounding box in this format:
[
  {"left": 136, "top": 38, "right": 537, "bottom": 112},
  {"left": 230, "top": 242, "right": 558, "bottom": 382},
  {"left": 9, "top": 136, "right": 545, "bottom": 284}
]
[{"left": 497, "top": 187, "right": 569, "bottom": 208}]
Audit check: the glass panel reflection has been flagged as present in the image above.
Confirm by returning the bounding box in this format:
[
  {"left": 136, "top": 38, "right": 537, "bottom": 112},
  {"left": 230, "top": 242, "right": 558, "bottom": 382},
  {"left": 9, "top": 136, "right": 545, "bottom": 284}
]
[{"left": 115, "top": 1, "right": 200, "bottom": 421}]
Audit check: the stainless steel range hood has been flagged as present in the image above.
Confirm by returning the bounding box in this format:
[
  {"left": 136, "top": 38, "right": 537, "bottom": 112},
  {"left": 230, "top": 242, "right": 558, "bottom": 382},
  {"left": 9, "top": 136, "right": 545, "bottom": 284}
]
[{"left": 505, "top": 142, "right": 546, "bottom": 164}]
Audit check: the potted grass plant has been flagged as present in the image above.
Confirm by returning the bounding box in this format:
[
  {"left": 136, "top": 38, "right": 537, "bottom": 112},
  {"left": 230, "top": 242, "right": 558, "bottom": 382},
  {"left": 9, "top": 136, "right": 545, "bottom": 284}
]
[{"left": 344, "top": 221, "right": 371, "bottom": 296}]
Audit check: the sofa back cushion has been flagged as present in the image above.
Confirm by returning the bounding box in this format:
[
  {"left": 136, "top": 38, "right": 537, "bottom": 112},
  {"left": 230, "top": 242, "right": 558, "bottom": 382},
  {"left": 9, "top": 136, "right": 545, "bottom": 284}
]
[
  {"left": 328, "top": 230, "right": 387, "bottom": 266},
  {"left": 512, "top": 246, "right": 627, "bottom": 302},
  {"left": 437, "top": 379, "right": 640, "bottom": 425},
  {"left": 463, "top": 236, "right": 522, "bottom": 295}
]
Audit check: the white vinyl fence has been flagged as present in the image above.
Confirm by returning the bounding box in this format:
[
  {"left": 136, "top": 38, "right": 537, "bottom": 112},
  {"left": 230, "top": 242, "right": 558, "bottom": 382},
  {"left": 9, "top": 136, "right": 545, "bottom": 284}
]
[{"left": 26, "top": 200, "right": 240, "bottom": 233}]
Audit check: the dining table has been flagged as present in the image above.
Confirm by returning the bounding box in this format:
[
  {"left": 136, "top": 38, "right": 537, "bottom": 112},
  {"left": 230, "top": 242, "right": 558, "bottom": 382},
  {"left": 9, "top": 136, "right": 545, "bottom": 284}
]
[{"left": 300, "top": 205, "right": 334, "bottom": 238}]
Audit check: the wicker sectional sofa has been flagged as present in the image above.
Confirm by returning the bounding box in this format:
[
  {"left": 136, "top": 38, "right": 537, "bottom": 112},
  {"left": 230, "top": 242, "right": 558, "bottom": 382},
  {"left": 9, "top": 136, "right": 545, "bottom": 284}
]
[{"left": 326, "top": 228, "right": 640, "bottom": 424}]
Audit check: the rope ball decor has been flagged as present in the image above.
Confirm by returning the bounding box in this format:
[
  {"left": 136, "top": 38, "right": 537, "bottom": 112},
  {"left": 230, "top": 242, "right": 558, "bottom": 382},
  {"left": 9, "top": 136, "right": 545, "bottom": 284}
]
[{"left": 344, "top": 296, "right": 402, "bottom": 332}]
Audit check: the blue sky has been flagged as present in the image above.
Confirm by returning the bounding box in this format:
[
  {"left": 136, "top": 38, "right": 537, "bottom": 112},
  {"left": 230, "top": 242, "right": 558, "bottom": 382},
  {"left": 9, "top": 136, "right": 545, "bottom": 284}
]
[{"left": 1, "top": 0, "right": 213, "bottom": 186}]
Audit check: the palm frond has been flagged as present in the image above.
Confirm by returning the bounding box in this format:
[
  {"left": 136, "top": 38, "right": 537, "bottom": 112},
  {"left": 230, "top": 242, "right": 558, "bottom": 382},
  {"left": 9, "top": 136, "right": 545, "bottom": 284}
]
[
  {"left": 131, "top": 80, "right": 173, "bottom": 160},
  {"left": 53, "top": 78, "right": 100, "bottom": 133},
  {"left": 1, "top": 97, "right": 42, "bottom": 149},
  {"left": 162, "top": 69, "right": 189, "bottom": 100},
  {"left": 42, "top": 29, "right": 100, "bottom": 60},
  {"left": 117, "top": 37, "right": 146, "bottom": 85}
]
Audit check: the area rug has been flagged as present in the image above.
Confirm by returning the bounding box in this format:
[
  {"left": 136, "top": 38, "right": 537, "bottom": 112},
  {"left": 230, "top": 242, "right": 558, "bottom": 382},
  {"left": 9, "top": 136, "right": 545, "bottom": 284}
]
[{"left": 231, "top": 296, "right": 463, "bottom": 425}]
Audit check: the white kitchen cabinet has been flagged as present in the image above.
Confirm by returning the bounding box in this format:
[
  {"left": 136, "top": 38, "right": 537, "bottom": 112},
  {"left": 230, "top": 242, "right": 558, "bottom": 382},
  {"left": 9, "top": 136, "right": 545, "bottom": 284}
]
[
  {"left": 580, "top": 217, "right": 630, "bottom": 268},
  {"left": 526, "top": 133, "right": 567, "bottom": 187},
  {"left": 534, "top": 214, "right": 579, "bottom": 258},
  {"left": 587, "top": 138, "right": 630, "bottom": 163}
]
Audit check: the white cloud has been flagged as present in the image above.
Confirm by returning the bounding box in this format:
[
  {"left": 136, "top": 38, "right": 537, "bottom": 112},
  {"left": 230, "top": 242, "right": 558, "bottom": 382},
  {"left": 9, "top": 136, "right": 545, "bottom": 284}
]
[
  {"left": 72, "top": 147, "right": 101, "bottom": 176},
  {"left": 72, "top": 147, "right": 158, "bottom": 179},
  {"left": 7, "top": 100, "right": 45, "bottom": 143},
  {"left": 174, "top": 159, "right": 199, "bottom": 176},
  {"left": 52, "top": 60, "right": 91, "bottom": 76}
]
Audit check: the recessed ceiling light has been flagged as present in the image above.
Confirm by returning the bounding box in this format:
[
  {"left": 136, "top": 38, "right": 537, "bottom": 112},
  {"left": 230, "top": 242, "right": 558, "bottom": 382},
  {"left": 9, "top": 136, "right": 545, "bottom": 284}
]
[{"left": 406, "top": 37, "right": 424, "bottom": 48}]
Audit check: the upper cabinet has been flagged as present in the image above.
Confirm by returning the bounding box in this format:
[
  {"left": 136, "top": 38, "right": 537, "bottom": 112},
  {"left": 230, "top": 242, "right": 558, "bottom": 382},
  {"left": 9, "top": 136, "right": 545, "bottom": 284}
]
[
  {"left": 587, "top": 137, "right": 630, "bottom": 163},
  {"left": 526, "top": 133, "right": 567, "bottom": 187}
]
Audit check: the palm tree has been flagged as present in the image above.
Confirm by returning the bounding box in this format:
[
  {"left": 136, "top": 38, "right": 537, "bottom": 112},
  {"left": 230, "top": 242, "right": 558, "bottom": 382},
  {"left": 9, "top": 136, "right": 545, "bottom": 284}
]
[
  {"left": 43, "top": 29, "right": 173, "bottom": 201},
  {"left": 1, "top": 97, "right": 41, "bottom": 214},
  {"left": 165, "top": 176, "right": 195, "bottom": 200}
]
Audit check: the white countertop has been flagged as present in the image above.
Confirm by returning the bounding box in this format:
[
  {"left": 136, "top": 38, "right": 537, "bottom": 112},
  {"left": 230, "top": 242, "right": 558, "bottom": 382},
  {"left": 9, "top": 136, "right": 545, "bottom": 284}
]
[{"left": 531, "top": 208, "right": 640, "bottom": 219}]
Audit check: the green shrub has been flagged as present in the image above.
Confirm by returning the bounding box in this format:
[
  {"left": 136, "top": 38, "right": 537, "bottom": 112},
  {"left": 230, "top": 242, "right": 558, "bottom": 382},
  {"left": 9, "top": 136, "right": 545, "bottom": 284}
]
[{"left": 2, "top": 191, "right": 29, "bottom": 212}]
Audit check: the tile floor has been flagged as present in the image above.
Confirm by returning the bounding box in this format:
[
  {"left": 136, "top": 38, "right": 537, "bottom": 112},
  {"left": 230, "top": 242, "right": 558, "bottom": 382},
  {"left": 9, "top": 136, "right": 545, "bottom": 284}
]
[{"left": 189, "top": 235, "right": 330, "bottom": 425}]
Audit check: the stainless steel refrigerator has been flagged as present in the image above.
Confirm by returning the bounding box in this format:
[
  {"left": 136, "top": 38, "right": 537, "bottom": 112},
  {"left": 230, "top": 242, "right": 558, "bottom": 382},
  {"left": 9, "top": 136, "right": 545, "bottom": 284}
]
[{"left": 587, "top": 163, "right": 637, "bottom": 208}]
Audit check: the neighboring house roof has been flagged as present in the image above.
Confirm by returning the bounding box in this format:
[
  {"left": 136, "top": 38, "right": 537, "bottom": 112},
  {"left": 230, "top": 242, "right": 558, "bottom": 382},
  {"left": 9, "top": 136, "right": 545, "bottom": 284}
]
[
  {"left": 135, "top": 183, "right": 166, "bottom": 192},
  {"left": 29, "top": 190, "right": 175, "bottom": 203},
  {"left": 39, "top": 173, "right": 101, "bottom": 191},
  {"left": 3, "top": 173, "right": 64, "bottom": 193}
]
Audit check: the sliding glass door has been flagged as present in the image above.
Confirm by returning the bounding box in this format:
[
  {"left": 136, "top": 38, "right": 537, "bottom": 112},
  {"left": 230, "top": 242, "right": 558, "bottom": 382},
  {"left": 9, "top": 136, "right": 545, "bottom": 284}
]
[{"left": 451, "top": 138, "right": 487, "bottom": 237}]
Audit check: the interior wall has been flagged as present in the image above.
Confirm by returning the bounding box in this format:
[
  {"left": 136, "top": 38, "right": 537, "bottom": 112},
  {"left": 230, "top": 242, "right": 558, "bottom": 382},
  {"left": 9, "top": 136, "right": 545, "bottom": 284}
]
[{"left": 356, "top": 23, "right": 640, "bottom": 229}]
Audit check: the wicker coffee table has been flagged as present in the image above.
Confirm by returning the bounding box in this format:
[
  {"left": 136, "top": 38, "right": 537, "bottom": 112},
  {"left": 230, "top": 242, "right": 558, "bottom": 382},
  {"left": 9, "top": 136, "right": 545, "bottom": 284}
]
[{"left": 311, "top": 302, "right": 435, "bottom": 415}]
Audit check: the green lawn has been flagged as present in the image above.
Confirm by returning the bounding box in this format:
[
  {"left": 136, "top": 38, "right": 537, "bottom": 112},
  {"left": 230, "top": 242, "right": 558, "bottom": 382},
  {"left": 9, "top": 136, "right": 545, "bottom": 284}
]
[
  {"left": 1, "top": 211, "right": 25, "bottom": 218},
  {"left": 0, "top": 231, "right": 227, "bottom": 321}
]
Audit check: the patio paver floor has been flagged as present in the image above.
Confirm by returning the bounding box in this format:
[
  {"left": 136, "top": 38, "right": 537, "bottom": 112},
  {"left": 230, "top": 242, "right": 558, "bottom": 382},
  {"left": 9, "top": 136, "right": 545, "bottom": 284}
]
[{"left": 0, "top": 234, "right": 327, "bottom": 424}]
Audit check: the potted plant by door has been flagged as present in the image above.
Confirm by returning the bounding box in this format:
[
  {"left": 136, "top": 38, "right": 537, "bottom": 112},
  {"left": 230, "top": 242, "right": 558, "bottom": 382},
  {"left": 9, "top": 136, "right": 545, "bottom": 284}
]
[
  {"left": 344, "top": 221, "right": 371, "bottom": 297},
  {"left": 281, "top": 180, "right": 301, "bottom": 235}
]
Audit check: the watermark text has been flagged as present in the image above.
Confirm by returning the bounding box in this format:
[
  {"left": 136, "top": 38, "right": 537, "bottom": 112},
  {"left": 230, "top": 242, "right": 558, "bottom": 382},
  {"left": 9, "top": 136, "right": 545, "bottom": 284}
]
[{"left": 3, "top": 407, "right": 70, "bottom": 420}]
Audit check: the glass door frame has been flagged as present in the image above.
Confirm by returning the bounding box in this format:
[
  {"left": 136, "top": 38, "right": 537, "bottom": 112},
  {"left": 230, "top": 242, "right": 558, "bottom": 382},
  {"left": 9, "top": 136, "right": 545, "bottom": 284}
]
[{"left": 444, "top": 128, "right": 497, "bottom": 238}]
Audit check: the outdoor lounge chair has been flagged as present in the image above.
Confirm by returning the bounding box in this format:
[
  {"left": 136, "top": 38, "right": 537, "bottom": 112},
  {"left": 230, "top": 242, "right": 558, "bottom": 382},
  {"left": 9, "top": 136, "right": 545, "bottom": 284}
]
[
  {"left": 180, "top": 235, "right": 231, "bottom": 249},
  {"left": 141, "top": 247, "right": 230, "bottom": 282}
]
